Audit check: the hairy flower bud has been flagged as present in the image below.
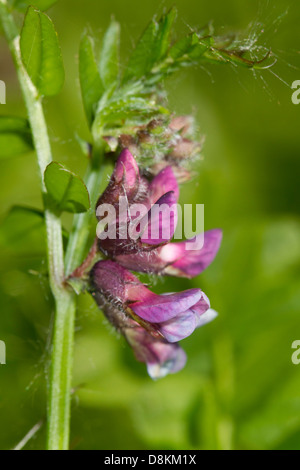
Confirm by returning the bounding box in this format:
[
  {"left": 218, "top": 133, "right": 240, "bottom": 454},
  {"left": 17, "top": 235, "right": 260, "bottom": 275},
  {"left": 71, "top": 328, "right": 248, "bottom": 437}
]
[
  {"left": 96, "top": 150, "right": 179, "bottom": 257},
  {"left": 103, "top": 115, "right": 202, "bottom": 183}
]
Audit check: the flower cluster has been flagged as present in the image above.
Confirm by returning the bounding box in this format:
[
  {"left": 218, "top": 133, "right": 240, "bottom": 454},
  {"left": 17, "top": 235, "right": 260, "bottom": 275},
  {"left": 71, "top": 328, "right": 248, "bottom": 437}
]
[{"left": 89, "top": 148, "right": 222, "bottom": 379}]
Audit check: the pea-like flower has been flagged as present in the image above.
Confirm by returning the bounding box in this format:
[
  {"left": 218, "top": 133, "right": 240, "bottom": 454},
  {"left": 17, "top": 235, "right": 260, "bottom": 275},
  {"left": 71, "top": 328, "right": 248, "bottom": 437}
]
[
  {"left": 90, "top": 260, "right": 216, "bottom": 378},
  {"left": 88, "top": 149, "right": 221, "bottom": 378},
  {"left": 96, "top": 149, "right": 179, "bottom": 257}
]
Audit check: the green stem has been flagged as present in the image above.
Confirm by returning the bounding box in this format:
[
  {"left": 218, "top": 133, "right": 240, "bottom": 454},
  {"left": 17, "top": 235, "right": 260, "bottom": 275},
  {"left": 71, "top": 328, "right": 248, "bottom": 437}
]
[
  {"left": 47, "top": 290, "right": 76, "bottom": 450},
  {"left": 0, "top": 0, "right": 76, "bottom": 450}
]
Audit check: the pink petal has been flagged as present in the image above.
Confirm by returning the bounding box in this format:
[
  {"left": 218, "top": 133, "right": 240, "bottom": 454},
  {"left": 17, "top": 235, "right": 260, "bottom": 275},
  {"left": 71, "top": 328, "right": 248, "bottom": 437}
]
[
  {"left": 191, "top": 291, "right": 211, "bottom": 316},
  {"left": 164, "top": 229, "right": 223, "bottom": 277},
  {"left": 130, "top": 288, "right": 202, "bottom": 323},
  {"left": 158, "top": 292, "right": 211, "bottom": 342},
  {"left": 140, "top": 191, "right": 178, "bottom": 245},
  {"left": 149, "top": 166, "right": 179, "bottom": 203},
  {"left": 113, "top": 148, "right": 139, "bottom": 188}
]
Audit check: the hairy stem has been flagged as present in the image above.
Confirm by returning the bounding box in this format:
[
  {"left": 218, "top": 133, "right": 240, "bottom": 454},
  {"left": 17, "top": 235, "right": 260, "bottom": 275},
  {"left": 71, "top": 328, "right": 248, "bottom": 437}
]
[
  {"left": 0, "top": 0, "right": 76, "bottom": 450},
  {"left": 47, "top": 290, "right": 76, "bottom": 450}
]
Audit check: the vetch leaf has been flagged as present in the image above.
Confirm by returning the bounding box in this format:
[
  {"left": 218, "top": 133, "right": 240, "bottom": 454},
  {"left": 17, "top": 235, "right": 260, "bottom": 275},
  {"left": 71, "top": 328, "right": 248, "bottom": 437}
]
[
  {"left": 44, "top": 162, "right": 90, "bottom": 214},
  {"left": 154, "top": 7, "right": 177, "bottom": 61},
  {"left": 20, "top": 7, "right": 42, "bottom": 86},
  {"left": 0, "top": 116, "right": 33, "bottom": 159},
  {"left": 169, "top": 35, "right": 194, "bottom": 60},
  {"left": 79, "top": 33, "right": 104, "bottom": 126},
  {"left": 123, "top": 19, "right": 159, "bottom": 82},
  {"left": 169, "top": 33, "right": 210, "bottom": 63},
  {"left": 188, "top": 35, "right": 211, "bottom": 60},
  {"left": 94, "top": 97, "right": 168, "bottom": 131},
  {"left": 99, "top": 20, "right": 120, "bottom": 89},
  {"left": 20, "top": 6, "right": 65, "bottom": 96}
]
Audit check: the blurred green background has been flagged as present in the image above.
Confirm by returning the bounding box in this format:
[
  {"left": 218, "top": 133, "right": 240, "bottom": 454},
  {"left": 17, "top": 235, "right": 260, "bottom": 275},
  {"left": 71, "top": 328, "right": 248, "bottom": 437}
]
[{"left": 1, "top": 0, "right": 300, "bottom": 450}]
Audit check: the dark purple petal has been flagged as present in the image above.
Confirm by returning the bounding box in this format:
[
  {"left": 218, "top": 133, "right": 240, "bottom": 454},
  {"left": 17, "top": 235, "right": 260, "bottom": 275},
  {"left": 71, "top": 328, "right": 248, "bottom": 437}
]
[
  {"left": 96, "top": 151, "right": 182, "bottom": 257},
  {"left": 115, "top": 249, "right": 162, "bottom": 273},
  {"left": 130, "top": 288, "right": 202, "bottom": 323},
  {"left": 90, "top": 260, "right": 151, "bottom": 304},
  {"left": 140, "top": 191, "right": 178, "bottom": 245},
  {"left": 96, "top": 149, "right": 140, "bottom": 213},
  {"left": 113, "top": 148, "right": 139, "bottom": 188}
]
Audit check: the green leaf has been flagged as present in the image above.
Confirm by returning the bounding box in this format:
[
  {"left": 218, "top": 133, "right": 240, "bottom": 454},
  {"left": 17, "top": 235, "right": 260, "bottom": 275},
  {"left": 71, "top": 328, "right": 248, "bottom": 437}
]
[
  {"left": 169, "top": 33, "right": 211, "bottom": 63},
  {"left": 169, "top": 35, "right": 194, "bottom": 60},
  {"left": 44, "top": 162, "right": 90, "bottom": 214},
  {"left": 123, "top": 19, "right": 159, "bottom": 82},
  {"left": 0, "top": 116, "right": 33, "bottom": 159},
  {"left": 188, "top": 35, "right": 211, "bottom": 60},
  {"left": 94, "top": 97, "right": 168, "bottom": 130},
  {"left": 154, "top": 7, "right": 177, "bottom": 61},
  {"left": 12, "top": 0, "right": 58, "bottom": 12},
  {"left": 20, "top": 6, "right": 65, "bottom": 96},
  {"left": 99, "top": 20, "right": 120, "bottom": 88},
  {"left": 79, "top": 33, "right": 104, "bottom": 126}
]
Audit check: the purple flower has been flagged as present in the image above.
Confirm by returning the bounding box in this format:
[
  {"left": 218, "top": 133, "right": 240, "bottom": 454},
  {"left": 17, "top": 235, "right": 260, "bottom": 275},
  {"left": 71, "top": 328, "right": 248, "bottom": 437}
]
[
  {"left": 90, "top": 260, "right": 215, "bottom": 376},
  {"left": 126, "top": 305, "right": 218, "bottom": 379},
  {"left": 88, "top": 149, "right": 221, "bottom": 378},
  {"left": 115, "top": 229, "right": 222, "bottom": 278},
  {"left": 96, "top": 150, "right": 179, "bottom": 256}
]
